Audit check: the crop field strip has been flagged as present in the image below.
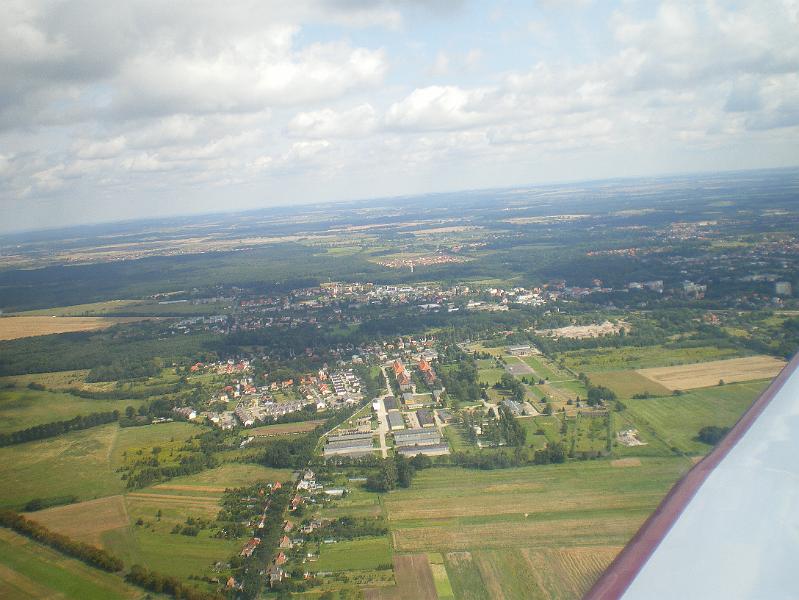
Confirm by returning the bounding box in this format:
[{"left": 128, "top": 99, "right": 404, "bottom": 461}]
[
  {"left": 0, "top": 315, "right": 153, "bottom": 341},
  {"left": 636, "top": 355, "right": 786, "bottom": 390},
  {"left": 381, "top": 459, "right": 690, "bottom": 598}
]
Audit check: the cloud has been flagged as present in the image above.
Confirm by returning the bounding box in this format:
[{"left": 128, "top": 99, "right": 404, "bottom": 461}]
[
  {"left": 2, "top": 0, "right": 798, "bottom": 232},
  {"left": 287, "top": 104, "right": 378, "bottom": 138}
]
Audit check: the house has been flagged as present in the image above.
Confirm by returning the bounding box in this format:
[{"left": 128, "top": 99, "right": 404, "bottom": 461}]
[
  {"left": 273, "top": 481, "right": 282, "bottom": 490},
  {"left": 275, "top": 551, "right": 288, "bottom": 566},
  {"left": 283, "top": 520, "right": 294, "bottom": 533},
  {"left": 279, "top": 535, "right": 293, "bottom": 549},
  {"left": 172, "top": 406, "right": 197, "bottom": 420},
  {"left": 239, "top": 537, "right": 261, "bottom": 557},
  {"left": 266, "top": 565, "right": 285, "bottom": 587}
]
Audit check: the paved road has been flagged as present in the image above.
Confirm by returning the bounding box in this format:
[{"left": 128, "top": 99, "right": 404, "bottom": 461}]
[{"left": 374, "top": 366, "right": 392, "bottom": 458}]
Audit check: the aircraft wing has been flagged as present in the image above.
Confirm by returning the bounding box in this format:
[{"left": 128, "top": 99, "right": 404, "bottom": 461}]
[{"left": 585, "top": 352, "right": 799, "bottom": 600}]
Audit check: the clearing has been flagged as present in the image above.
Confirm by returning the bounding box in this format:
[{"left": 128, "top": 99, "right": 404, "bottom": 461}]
[{"left": 636, "top": 355, "right": 785, "bottom": 390}]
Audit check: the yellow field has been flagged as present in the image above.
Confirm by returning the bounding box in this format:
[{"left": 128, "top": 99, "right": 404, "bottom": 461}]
[
  {"left": 0, "top": 316, "right": 148, "bottom": 340},
  {"left": 25, "top": 495, "right": 129, "bottom": 546},
  {"left": 248, "top": 420, "right": 325, "bottom": 436},
  {"left": 637, "top": 355, "right": 786, "bottom": 390}
]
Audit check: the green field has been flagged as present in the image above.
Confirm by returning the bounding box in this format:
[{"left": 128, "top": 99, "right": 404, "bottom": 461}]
[
  {"left": 0, "top": 421, "right": 202, "bottom": 508},
  {"left": 586, "top": 370, "right": 671, "bottom": 398},
  {"left": 559, "top": 345, "right": 747, "bottom": 372},
  {"left": 522, "top": 354, "right": 571, "bottom": 381},
  {"left": 314, "top": 537, "right": 392, "bottom": 572},
  {"left": 477, "top": 367, "right": 506, "bottom": 386},
  {"left": 622, "top": 380, "right": 767, "bottom": 455},
  {"left": 0, "top": 529, "right": 144, "bottom": 599},
  {"left": 0, "top": 424, "right": 125, "bottom": 508},
  {"left": 382, "top": 458, "right": 691, "bottom": 598},
  {"left": 0, "top": 386, "right": 145, "bottom": 434}
]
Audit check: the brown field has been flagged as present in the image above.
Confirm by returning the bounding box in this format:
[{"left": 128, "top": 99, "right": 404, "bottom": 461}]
[
  {"left": 520, "top": 546, "right": 621, "bottom": 599},
  {"left": 26, "top": 495, "right": 129, "bottom": 546},
  {"left": 393, "top": 516, "right": 642, "bottom": 553},
  {"left": 372, "top": 554, "right": 438, "bottom": 600},
  {"left": 0, "top": 316, "right": 150, "bottom": 340},
  {"left": 637, "top": 355, "right": 786, "bottom": 390},
  {"left": 536, "top": 321, "right": 627, "bottom": 340},
  {"left": 248, "top": 420, "right": 325, "bottom": 436},
  {"left": 611, "top": 458, "right": 642, "bottom": 468}
]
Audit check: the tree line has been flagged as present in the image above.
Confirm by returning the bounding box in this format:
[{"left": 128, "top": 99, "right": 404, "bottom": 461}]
[
  {"left": 366, "top": 453, "right": 432, "bottom": 492},
  {"left": 125, "top": 564, "right": 223, "bottom": 600},
  {"left": 0, "top": 410, "right": 119, "bottom": 447},
  {"left": 0, "top": 510, "right": 123, "bottom": 572}
]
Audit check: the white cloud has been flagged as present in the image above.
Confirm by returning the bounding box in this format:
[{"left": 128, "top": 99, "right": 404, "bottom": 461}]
[
  {"left": 2, "top": 0, "right": 798, "bottom": 232},
  {"left": 287, "top": 104, "right": 378, "bottom": 138}
]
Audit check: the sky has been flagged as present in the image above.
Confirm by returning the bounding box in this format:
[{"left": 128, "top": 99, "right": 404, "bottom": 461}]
[{"left": 1, "top": 0, "right": 798, "bottom": 233}]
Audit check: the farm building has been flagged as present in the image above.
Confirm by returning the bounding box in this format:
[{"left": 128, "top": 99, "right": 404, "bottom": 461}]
[
  {"left": 416, "top": 409, "right": 435, "bottom": 428},
  {"left": 507, "top": 344, "right": 532, "bottom": 356},
  {"left": 327, "top": 431, "right": 374, "bottom": 444},
  {"left": 396, "top": 444, "right": 450, "bottom": 456},
  {"left": 393, "top": 428, "right": 441, "bottom": 447},
  {"left": 323, "top": 436, "right": 376, "bottom": 457},
  {"left": 502, "top": 399, "right": 523, "bottom": 416},
  {"left": 387, "top": 410, "right": 405, "bottom": 431}
]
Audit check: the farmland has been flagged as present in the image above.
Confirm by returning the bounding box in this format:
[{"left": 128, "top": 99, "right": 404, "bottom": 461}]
[
  {"left": 586, "top": 370, "right": 671, "bottom": 398},
  {"left": 0, "top": 424, "right": 125, "bottom": 508},
  {"left": 559, "top": 345, "right": 747, "bottom": 372},
  {"left": 314, "top": 537, "right": 393, "bottom": 572},
  {"left": 0, "top": 385, "right": 145, "bottom": 434},
  {"left": 622, "top": 380, "right": 768, "bottom": 455},
  {"left": 0, "top": 529, "right": 143, "bottom": 599},
  {"left": 636, "top": 355, "right": 786, "bottom": 391},
  {"left": 0, "top": 316, "right": 149, "bottom": 340},
  {"left": 380, "top": 459, "right": 690, "bottom": 598}
]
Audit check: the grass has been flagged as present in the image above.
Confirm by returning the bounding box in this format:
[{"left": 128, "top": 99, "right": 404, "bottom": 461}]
[
  {"left": 559, "top": 345, "right": 747, "bottom": 372},
  {"left": 384, "top": 458, "right": 690, "bottom": 549},
  {"left": 444, "top": 552, "right": 490, "bottom": 600},
  {"left": 147, "top": 463, "right": 293, "bottom": 490},
  {"left": 0, "top": 529, "right": 144, "bottom": 599},
  {"left": 623, "top": 380, "right": 768, "bottom": 455},
  {"left": 248, "top": 420, "right": 324, "bottom": 436},
  {"left": 0, "top": 421, "right": 201, "bottom": 509},
  {"left": 380, "top": 459, "right": 691, "bottom": 597},
  {"left": 110, "top": 421, "right": 199, "bottom": 469},
  {"left": 0, "top": 386, "right": 145, "bottom": 434},
  {"left": 522, "top": 354, "right": 571, "bottom": 381},
  {"left": 586, "top": 371, "right": 671, "bottom": 398},
  {"left": 442, "top": 424, "right": 473, "bottom": 452},
  {"left": 0, "top": 423, "right": 125, "bottom": 508},
  {"left": 314, "top": 537, "right": 392, "bottom": 572},
  {"left": 477, "top": 367, "right": 506, "bottom": 386}
]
